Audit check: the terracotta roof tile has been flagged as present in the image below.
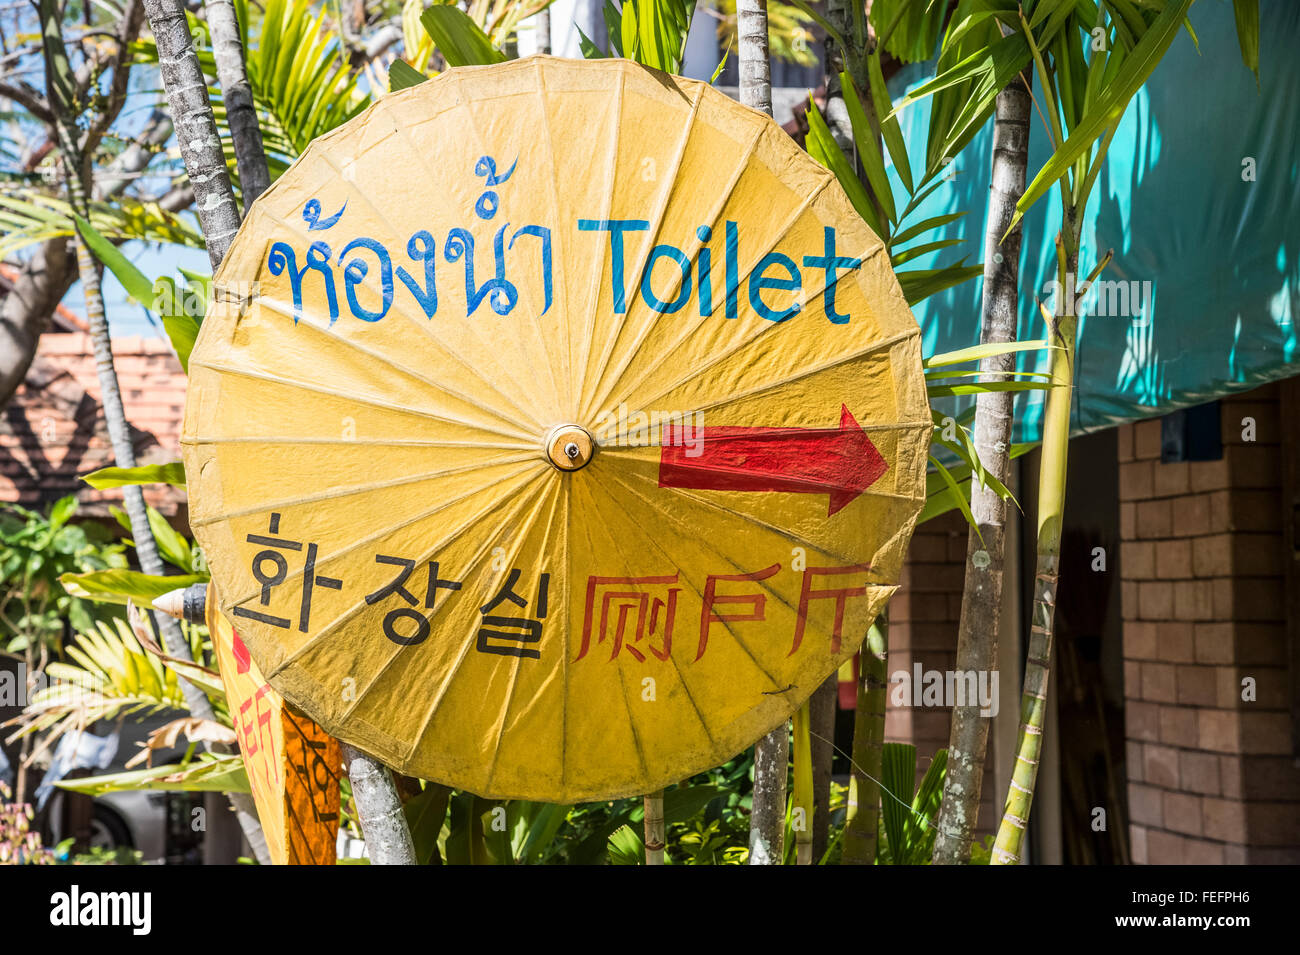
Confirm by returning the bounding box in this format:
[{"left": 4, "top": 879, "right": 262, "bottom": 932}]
[{"left": 0, "top": 333, "right": 187, "bottom": 517}]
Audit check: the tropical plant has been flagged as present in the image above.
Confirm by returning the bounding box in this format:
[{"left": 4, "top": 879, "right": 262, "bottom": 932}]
[
  {"left": 0, "top": 781, "right": 55, "bottom": 865},
  {"left": 876, "top": 742, "right": 947, "bottom": 865},
  {"left": 978, "top": 0, "right": 1257, "bottom": 865}
]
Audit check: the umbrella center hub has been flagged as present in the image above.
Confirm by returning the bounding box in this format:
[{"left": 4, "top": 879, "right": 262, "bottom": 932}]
[{"left": 546, "top": 425, "right": 594, "bottom": 472}]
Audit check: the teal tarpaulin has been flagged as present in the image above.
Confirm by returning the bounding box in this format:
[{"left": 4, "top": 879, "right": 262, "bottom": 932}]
[{"left": 894, "top": 0, "right": 1299, "bottom": 444}]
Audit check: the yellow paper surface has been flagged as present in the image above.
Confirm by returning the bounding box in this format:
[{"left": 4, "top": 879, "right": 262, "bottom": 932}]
[
  {"left": 184, "top": 57, "right": 930, "bottom": 801},
  {"left": 208, "top": 584, "right": 340, "bottom": 863}
]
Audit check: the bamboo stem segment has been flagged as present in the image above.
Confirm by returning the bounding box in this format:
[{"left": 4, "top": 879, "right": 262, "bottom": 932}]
[
  {"left": 842, "top": 612, "right": 887, "bottom": 863},
  {"left": 793, "top": 701, "right": 814, "bottom": 865},
  {"left": 644, "top": 790, "right": 665, "bottom": 865}
]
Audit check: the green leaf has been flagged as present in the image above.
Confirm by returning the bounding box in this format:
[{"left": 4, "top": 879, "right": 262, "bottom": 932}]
[
  {"left": 805, "top": 100, "right": 886, "bottom": 238},
  {"left": 48, "top": 495, "right": 77, "bottom": 531},
  {"left": 607, "top": 824, "right": 645, "bottom": 865},
  {"left": 926, "top": 380, "right": 1051, "bottom": 398},
  {"left": 403, "top": 784, "right": 451, "bottom": 864},
  {"left": 56, "top": 754, "right": 249, "bottom": 795},
  {"left": 841, "top": 72, "right": 896, "bottom": 225},
  {"left": 662, "top": 784, "right": 722, "bottom": 824},
  {"left": 146, "top": 506, "right": 193, "bottom": 572},
  {"left": 891, "top": 237, "right": 965, "bottom": 267},
  {"left": 518, "top": 802, "right": 572, "bottom": 862},
  {"left": 897, "top": 262, "right": 982, "bottom": 305},
  {"left": 59, "top": 570, "right": 208, "bottom": 608},
  {"left": 1010, "top": 0, "right": 1194, "bottom": 230},
  {"left": 73, "top": 214, "right": 154, "bottom": 308},
  {"left": 577, "top": 24, "right": 608, "bottom": 59},
  {"left": 1232, "top": 0, "right": 1259, "bottom": 86},
  {"left": 710, "top": 39, "right": 732, "bottom": 85},
  {"left": 389, "top": 59, "right": 428, "bottom": 91},
  {"left": 81, "top": 462, "right": 187, "bottom": 489},
  {"left": 879, "top": 741, "right": 916, "bottom": 864},
  {"left": 420, "top": 6, "right": 507, "bottom": 67},
  {"left": 890, "top": 211, "right": 966, "bottom": 250},
  {"left": 150, "top": 277, "right": 201, "bottom": 372},
  {"left": 928, "top": 454, "right": 981, "bottom": 543},
  {"left": 923, "top": 338, "right": 1048, "bottom": 367},
  {"left": 867, "top": 52, "right": 913, "bottom": 194}
]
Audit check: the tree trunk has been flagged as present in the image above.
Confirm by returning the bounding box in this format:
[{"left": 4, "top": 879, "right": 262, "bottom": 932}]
[
  {"left": 749, "top": 722, "right": 787, "bottom": 864},
  {"left": 537, "top": 6, "right": 551, "bottom": 55},
  {"left": 0, "top": 105, "right": 173, "bottom": 413},
  {"left": 822, "top": 0, "right": 869, "bottom": 154},
  {"left": 643, "top": 790, "right": 665, "bottom": 865},
  {"left": 204, "top": 0, "right": 270, "bottom": 209},
  {"left": 45, "top": 1, "right": 269, "bottom": 862},
  {"left": 142, "top": 0, "right": 242, "bottom": 270},
  {"left": 736, "top": 0, "right": 771, "bottom": 117},
  {"left": 932, "top": 77, "right": 1031, "bottom": 865},
  {"left": 342, "top": 744, "right": 417, "bottom": 865},
  {"left": 809, "top": 673, "right": 836, "bottom": 861},
  {"left": 736, "top": 0, "right": 787, "bottom": 866},
  {"left": 992, "top": 231, "right": 1080, "bottom": 865},
  {"left": 841, "top": 611, "right": 886, "bottom": 863}
]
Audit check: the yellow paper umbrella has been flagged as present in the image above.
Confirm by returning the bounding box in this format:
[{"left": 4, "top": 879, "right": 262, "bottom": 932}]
[{"left": 183, "top": 56, "right": 931, "bottom": 802}]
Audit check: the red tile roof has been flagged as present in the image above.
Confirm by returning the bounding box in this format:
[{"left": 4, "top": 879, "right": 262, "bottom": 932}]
[{"left": 0, "top": 333, "right": 187, "bottom": 517}]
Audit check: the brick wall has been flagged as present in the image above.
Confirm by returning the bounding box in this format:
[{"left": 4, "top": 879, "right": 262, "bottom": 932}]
[
  {"left": 0, "top": 333, "right": 186, "bottom": 516},
  {"left": 887, "top": 510, "right": 998, "bottom": 834},
  {"left": 1120, "top": 384, "right": 1300, "bottom": 863}
]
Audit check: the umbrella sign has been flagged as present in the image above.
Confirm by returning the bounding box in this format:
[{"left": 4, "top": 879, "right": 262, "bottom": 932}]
[{"left": 183, "top": 57, "right": 931, "bottom": 801}]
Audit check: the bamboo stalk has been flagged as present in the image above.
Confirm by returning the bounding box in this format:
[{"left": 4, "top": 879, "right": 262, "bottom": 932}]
[
  {"left": 932, "top": 75, "right": 1032, "bottom": 865},
  {"left": 644, "top": 790, "right": 665, "bottom": 865},
  {"left": 991, "top": 233, "right": 1078, "bottom": 865},
  {"left": 842, "top": 611, "right": 887, "bottom": 863},
  {"left": 793, "top": 701, "right": 814, "bottom": 865},
  {"left": 810, "top": 674, "right": 836, "bottom": 860}
]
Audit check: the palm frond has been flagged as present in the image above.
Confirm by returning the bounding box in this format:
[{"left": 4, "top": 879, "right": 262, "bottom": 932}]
[{"left": 0, "top": 191, "right": 202, "bottom": 259}]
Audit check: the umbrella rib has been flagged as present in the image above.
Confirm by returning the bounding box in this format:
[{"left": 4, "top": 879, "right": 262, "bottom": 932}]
[
  {"left": 380, "top": 104, "right": 558, "bottom": 430},
  {"left": 580, "top": 122, "right": 799, "bottom": 422},
  {"left": 190, "top": 358, "right": 532, "bottom": 446},
  {"left": 533, "top": 59, "right": 575, "bottom": 418},
  {"left": 251, "top": 291, "right": 540, "bottom": 439},
  {"left": 378, "top": 477, "right": 560, "bottom": 759},
  {"left": 607, "top": 460, "right": 913, "bottom": 578},
  {"left": 481, "top": 483, "right": 567, "bottom": 793},
  {"left": 261, "top": 468, "right": 551, "bottom": 680},
  {"left": 183, "top": 434, "right": 537, "bottom": 450},
  {"left": 437, "top": 75, "right": 568, "bottom": 418},
  {"left": 577, "top": 475, "right": 723, "bottom": 747},
  {"left": 193, "top": 450, "right": 539, "bottom": 533},
  {"left": 600, "top": 237, "right": 893, "bottom": 419},
  {"left": 220, "top": 463, "right": 542, "bottom": 622},
  {"left": 597, "top": 466, "right": 854, "bottom": 662},
  {"left": 251, "top": 198, "right": 540, "bottom": 432},
  {"left": 628, "top": 320, "right": 914, "bottom": 419},
  {"left": 571, "top": 68, "right": 627, "bottom": 420},
  {"left": 299, "top": 142, "right": 551, "bottom": 424},
  {"left": 577, "top": 83, "right": 704, "bottom": 420}
]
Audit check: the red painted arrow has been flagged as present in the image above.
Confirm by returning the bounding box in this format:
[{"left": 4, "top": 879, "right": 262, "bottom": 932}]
[{"left": 658, "top": 404, "right": 889, "bottom": 516}]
